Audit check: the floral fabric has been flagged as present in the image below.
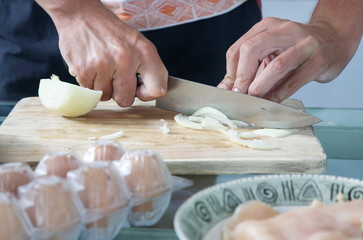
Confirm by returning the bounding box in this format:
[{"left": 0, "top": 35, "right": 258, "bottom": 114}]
[{"left": 102, "top": 0, "right": 248, "bottom": 30}]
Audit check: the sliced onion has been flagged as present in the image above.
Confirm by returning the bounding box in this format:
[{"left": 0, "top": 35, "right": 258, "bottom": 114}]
[
  {"left": 225, "top": 130, "right": 277, "bottom": 150},
  {"left": 252, "top": 128, "right": 298, "bottom": 138},
  {"left": 238, "top": 131, "right": 257, "bottom": 139},
  {"left": 201, "top": 117, "right": 228, "bottom": 131},
  {"left": 174, "top": 114, "right": 203, "bottom": 130},
  {"left": 99, "top": 130, "right": 124, "bottom": 140},
  {"left": 160, "top": 119, "right": 170, "bottom": 134},
  {"left": 231, "top": 119, "right": 250, "bottom": 128},
  {"left": 192, "top": 107, "right": 237, "bottom": 128},
  {"left": 173, "top": 107, "right": 297, "bottom": 150},
  {"left": 187, "top": 116, "right": 204, "bottom": 123}
]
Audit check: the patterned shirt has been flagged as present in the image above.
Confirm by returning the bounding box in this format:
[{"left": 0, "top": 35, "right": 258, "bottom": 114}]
[{"left": 102, "top": 0, "right": 250, "bottom": 31}]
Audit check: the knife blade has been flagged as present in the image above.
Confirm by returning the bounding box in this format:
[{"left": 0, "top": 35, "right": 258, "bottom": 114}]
[{"left": 155, "top": 76, "right": 321, "bottom": 128}]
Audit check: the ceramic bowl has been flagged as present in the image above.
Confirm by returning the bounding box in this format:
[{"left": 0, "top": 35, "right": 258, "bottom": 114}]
[{"left": 174, "top": 174, "right": 363, "bottom": 240}]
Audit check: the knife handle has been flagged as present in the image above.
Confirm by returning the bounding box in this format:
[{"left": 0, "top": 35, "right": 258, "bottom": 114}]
[{"left": 136, "top": 73, "right": 143, "bottom": 87}]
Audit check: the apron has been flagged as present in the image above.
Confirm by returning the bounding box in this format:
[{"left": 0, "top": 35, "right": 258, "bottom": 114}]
[
  {"left": 142, "top": 0, "right": 262, "bottom": 86},
  {"left": 0, "top": 0, "right": 75, "bottom": 100}
]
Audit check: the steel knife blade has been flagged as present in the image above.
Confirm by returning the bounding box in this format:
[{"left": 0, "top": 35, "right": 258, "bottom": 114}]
[{"left": 155, "top": 76, "right": 321, "bottom": 128}]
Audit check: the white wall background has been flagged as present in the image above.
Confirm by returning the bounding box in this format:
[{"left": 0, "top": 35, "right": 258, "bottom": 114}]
[{"left": 261, "top": 0, "right": 363, "bottom": 108}]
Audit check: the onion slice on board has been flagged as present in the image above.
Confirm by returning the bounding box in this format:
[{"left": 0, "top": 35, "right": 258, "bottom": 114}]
[
  {"left": 252, "top": 128, "right": 298, "bottom": 138},
  {"left": 173, "top": 107, "right": 289, "bottom": 150},
  {"left": 223, "top": 130, "right": 277, "bottom": 150},
  {"left": 192, "top": 107, "right": 237, "bottom": 129}
]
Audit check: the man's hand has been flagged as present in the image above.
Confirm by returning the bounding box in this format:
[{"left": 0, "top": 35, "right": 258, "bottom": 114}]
[
  {"left": 36, "top": 0, "right": 168, "bottom": 107},
  {"left": 219, "top": 0, "right": 363, "bottom": 103}
]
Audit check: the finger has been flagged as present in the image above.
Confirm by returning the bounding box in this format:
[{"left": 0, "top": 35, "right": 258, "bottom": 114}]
[
  {"left": 264, "top": 51, "right": 324, "bottom": 103},
  {"left": 136, "top": 69, "right": 168, "bottom": 101},
  {"left": 93, "top": 61, "right": 114, "bottom": 101},
  {"left": 68, "top": 60, "right": 96, "bottom": 89},
  {"left": 112, "top": 68, "right": 137, "bottom": 107},
  {"left": 256, "top": 55, "right": 276, "bottom": 78},
  {"left": 220, "top": 29, "right": 268, "bottom": 90},
  {"left": 219, "top": 18, "right": 285, "bottom": 90},
  {"left": 248, "top": 36, "right": 318, "bottom": 99},
  {"left": 135, "top": 55, "right": 168, "bottom": 101},
  {"left": 232, "top": 20, "right": 310, "bottom": 94},
  {"left": 231, "top": 30, "right": 289, "bottom": 94}
]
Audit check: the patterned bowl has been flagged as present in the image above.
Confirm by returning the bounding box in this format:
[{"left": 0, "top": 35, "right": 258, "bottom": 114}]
[{"left": 174, "top": 174, "right": 363, "bottom": 240}]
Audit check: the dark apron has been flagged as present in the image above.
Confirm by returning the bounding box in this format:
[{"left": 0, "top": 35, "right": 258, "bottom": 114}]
[
  {"left": 0, "top": 0, "right": 75, "bottom": 100},
  {"left": 0, "top": 0, "right": 261, "bottom": 100},
  {"left": 142, "top": 0, "right": 262, "bottom": 86}
]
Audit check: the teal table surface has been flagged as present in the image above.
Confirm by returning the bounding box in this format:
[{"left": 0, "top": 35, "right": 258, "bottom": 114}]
[{"left": 1, "top": 101, "right": 363, "bottom": 239}]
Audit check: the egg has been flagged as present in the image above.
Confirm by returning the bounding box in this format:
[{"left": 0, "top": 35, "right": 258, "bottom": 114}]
[
  {"left": 115, "top": 149, "right": 172, "bottom": 226},
  {"left": 18, "top": 176, "right": 82, "bottom": 240},
  {"left": 35, "top": 151, "right": 81, "bottom": 178},
  {"left": 82, "top": 140, "right": 125, "bottom": 163},
  {"left": 67, "top": 163, "right": 130, "bottom": 240},
  {"left": 0, "top": 192, "right": 29, "bottom": 240},
  {"left": 0, "top": 163, "right": 34, "bottom": 197}
]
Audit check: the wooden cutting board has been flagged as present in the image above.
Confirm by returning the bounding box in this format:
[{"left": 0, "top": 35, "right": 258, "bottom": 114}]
[{"left": 0, "top": 97, "right": 326, "bottom": 174}]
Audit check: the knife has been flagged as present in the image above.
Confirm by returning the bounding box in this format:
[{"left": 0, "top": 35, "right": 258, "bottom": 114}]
[{"left": 155, "top": 76, "right": 321, "bottom": 129}]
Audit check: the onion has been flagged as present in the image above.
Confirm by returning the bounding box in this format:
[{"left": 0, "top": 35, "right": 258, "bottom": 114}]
[
  {"left": 192, "top": 107, "right": 237, "bottom": 129},
  {"left": 98, "top": 130, "right": 124, "bottom": 140},
  {"left": 173, "top": 107, "right": 297, "bottom": 150},
  {"left": 252, "top": 128, "right": 298, "bottom": 138},
  {"left": 160, "top": 119, "right": 170, "bottom": 134},
  {"left": 225, "top": 130, "right": 277, "bottom": 150},
  {"left": 238, "top": 131, "right": 257, "bottom": 139},
  {"left": 38, "top": 74, "right": 102, "bottom": 117},
  {"left": 174, "top": 114, "right": 203, "bottom": 130},
  {"left": 231, "top": 120, "right": 250, "bottom": 128},
  {"left": 201, "top": 117, "right": 228, "bottom": 131},
  {"left": 187, "top": 116, "right": 204, "bottom": 123}
]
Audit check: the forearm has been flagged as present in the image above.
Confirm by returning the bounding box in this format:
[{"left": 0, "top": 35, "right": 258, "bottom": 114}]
[
  {"left": 35, "top": 0, "right": 105, "bottom": 29},
  {"left": 310, "top": 0, "right": 363, "bottom": 61}
]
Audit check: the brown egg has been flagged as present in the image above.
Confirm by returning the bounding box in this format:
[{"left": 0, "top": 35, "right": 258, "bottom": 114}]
[
  {"left": 0, "top": 193, "right": 29, "bottom": 240},
  {"left": 0, "top": 163, "right": 33, "bottom": 197},
  {"left": 35, "top": 151, "right": 81, "bottom": 178},
  {"left": 116, "top": 150, "right": 172, "bottom": 226},
  {"left": 82, "top": 140, "right": 125, "bottom": 162},
  {"left": 67, "top": 163, "right": 129, "bottom": 239},
  {"left": 18, "top": 176, "right": 82, "bottom": 239}
]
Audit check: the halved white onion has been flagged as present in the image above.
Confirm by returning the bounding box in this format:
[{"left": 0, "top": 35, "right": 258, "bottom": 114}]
[{"left": 38, "top": 74, "right": 102, "bottom": 117}]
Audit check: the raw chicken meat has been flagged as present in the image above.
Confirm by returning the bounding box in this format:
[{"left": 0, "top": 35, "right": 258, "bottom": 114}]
[{"left": 231, "top": 200, "right": 363, "bottom": 240}]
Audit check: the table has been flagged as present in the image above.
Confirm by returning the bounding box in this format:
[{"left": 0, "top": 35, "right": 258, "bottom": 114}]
[{"left": 1, "top": 101, "right": 363, "bottom": 239}]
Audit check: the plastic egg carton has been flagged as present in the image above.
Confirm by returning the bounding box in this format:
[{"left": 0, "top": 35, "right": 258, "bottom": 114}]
[
  {"left": 17, "top": 176, "right": 83, "bottom": 240},
  {"left": 66, "top": 162, "right": 130, "bottom": 240},
  {"left": 0, "top": 141, "right": 193, "bottom": 239}
]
